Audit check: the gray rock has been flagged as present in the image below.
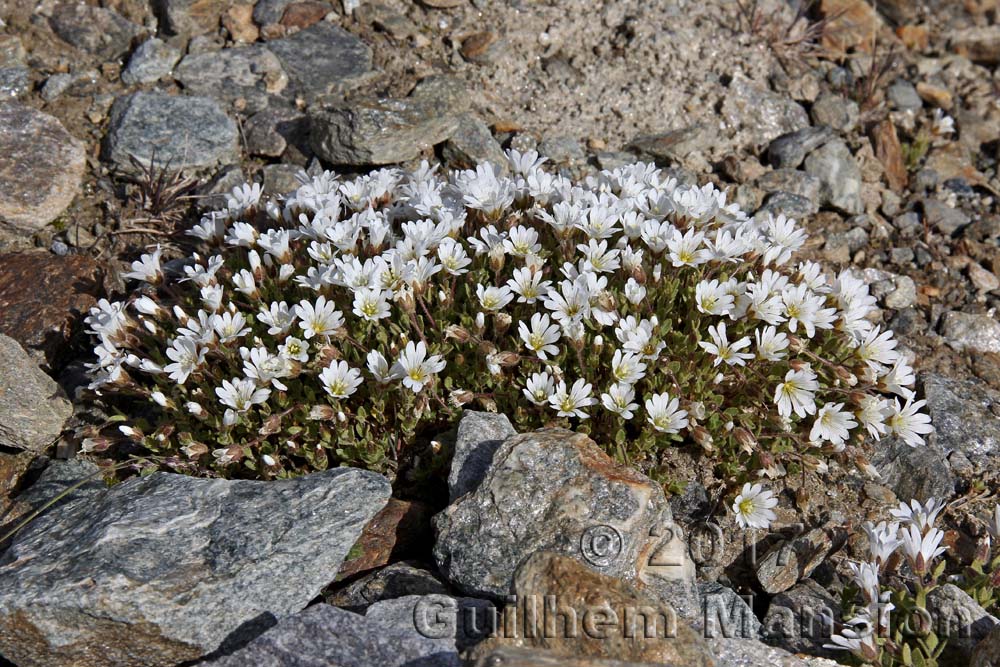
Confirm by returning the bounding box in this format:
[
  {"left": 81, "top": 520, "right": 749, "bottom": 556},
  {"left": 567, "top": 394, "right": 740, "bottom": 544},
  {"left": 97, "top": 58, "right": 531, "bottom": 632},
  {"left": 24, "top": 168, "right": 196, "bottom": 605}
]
[
  {"left": 11, "top": 458, "right": 105, "bottom": 513},
  {"left": 433, "top": 428, "right": 697, "bottom": 617},
  {"left": 244, "top": 108, "right": 308, "bottom": 158},
  {"left": 470, "top": 647, "right": 666, "bottom": 666},
  {"left": 441, "top": 114, "right": 507, "bottom": 170},
  {"left": 203, "top": 602, "right": 465, "bottom": 667},
  {"left": 767, "top": 126, "right": 835, "bottom": 169},
  {"left": 723, "top": 78, "right": 810, "bottom": 149},
  {"left": 0, "top": 67, "right": 29, "bottom": 98},
  {"left": 708, "top": 638, "right": 842, "bottom": 667},
  {"left": 630, "top": 125, "right": 713, "bottom": 162},
  {"left": 871, "top": 435, "right": 957, "bottom": 502},
  {"left": 972, "top": 624, "right": 1000, "bottom": 667},
  {"left": 922, "top": 198, "right": 970, "bottom": 235},
  {"left": 198, "top": 164, "right": 246, "bottom": 210},
  {"left": 755, "top": 169, "right": 821, "bottom": 203},
  {"left": 595, "top": 151, "right": 640, "bottom": 171},
  {"left": 152, "top": 0, "right": 226, "bottom": 36},
  {"left": 103, "top": 91, "right": 239, "bottom": 173},
  {"left": 887, "top": 79, "right": 922, "bottom": 112},
  {"left": 448, "top": 411, "right": 517, "bottom": 501},
  {"left": 261, "top": 163, "right": 303, "bottom": 195},
  {"left": 921, "top": 373, "right": 1000, "bottom": 463},
  {"left": 0, "top": 334, "right": 72, "bottom": 453},
  {"left": 884, "top": 275, "right": 917, "bottom": 310},
  {"left": 40, "top": 73, "right": 75, "bottom": 101},
  {"left": 538, "top": 135, "right": 587, "bottom": 165},
  {"left": 0, "top": 102, "right": 86, "bottom": 231},
  {"left": 804, "top": 139, "right": 863, "bottom": 214},
  {"left": 755, "top": 527, "right": 835, "bottom": 595},
  {"left": 49, "top": 3, "right": 143, "bottom": 60},
  {"left": 326, "top": 561, "right": 450, "bottom": 610},
  {"left": 809, "top": 94, "right": 859, "bottom": 133},
  {"left": 0, "top": 468, "right": 391, "bottom": 667},
  {"left": 757, "top": 192, "right": 818, "bottom": 220},
  {"left": 0, "top": 35, "right": 25, "bottom": 66},
  {"left": 267, "top": 23, "right": 373, "bottom": 102},
  {"left": 121, "top": 38, "right": 181, "bottom": 85},
  {"left": 699, "top": 582, "right": 761, "bottom": 640},
  {"left": 365, "top": 594, "right": 496, "bottom": 654},
  {"left": 253, "top": 0, "right": 294, "bottom": 25},
  {"left": 762, "top": 579, "right": 841, "bottom": 656},
  {"left": 174, "top": 46, "right": 288, "bottom": 114},
  {"left": 941, "top": 311, "right": 1000, "bottom": 354},
  {"left": 928, "top": 584, "right": 999, "bottom": 664},
  {"left": 311, "top": 94, "right": 462, "bottom": 165}
]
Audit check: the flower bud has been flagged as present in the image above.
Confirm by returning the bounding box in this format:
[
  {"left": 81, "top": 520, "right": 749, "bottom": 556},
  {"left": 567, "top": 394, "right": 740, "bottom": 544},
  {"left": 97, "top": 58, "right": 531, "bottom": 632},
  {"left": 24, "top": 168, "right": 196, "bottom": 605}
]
[
  {"left": 593, "top": 335, "right": 604, "bottom": 350},
  {"left": 833, "top": 366, "right": 854, "bottom": 384},
  {"left": 787, "top": 335, "right": 804, "bottom": 353},
  {"left": 308, "top": 404, "right": 336, "bottom": 420},
  {"left": 181, "top": 442, "right": 209, "bottom": 459},
  {"left": 449, "top": 389, "right": 475, "bottom": 407},
  {"left": 494, "top": 313, "right": 512, "bottom": 335},
  {"left": 489, "top": 250, "right": 505, "bottom": 273},
  {"left": 789, "top": 359, "right": 808, "bottom": 371},
  {"left": 259, "top": 413, "right": 282, "bottom": 435},
  {"left": 475, "top": 312, "right": 486, "bottom": 332},
  {"left": 734, "top": 427, "right": 756, "bottom": 452},
  {"left": 396, "top": 288, "right": 416, "bottom": 313},
  {"left": 692, "top": 426, "right": 714, "bottom": 452},
  {"left": 495, "top": 351, "right": 520, "bottom": 367},
  {"left": 445, "top": 325, "right": 472, "bottom": 343}
]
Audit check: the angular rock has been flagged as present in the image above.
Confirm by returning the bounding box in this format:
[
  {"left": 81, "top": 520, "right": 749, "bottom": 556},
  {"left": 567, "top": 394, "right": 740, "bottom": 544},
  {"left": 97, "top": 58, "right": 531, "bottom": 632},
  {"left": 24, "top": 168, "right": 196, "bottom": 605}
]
[
  {"left": 887, "top": 79, "right": 922, "bottom": 112},
  {"left": 326, "top": 561, "right": 450, "bottom": 610},
  {"left": 804, "top": 139, "right": 863, "bottom": 214},
  {"left": 767, "top": 126, "right": 834, "bottom": 169},
  {"left": 972, "top": 624, "right": 1000, "bottom": 667},
  {"left": 950, "top": 26, "right": 1000, "bottom": 66},
  {"left": 755, "top": 170, "right": 821, "bottom": 204},
  {"left": 0, "top": 66, "right": 29, "bottom": 98},
  {"left": 433, "top": 428, "right": 697, "bottom": 617},
  {"left": 755, "top": 527, "right": 837, "bottom": 595},
  {"left": 470, "top": 647, "right": 665, "bottom": 666},
  {"left": 152, "top": 0, "right": 228, "bottom": 36},
  {"left": 49, "top": 3, "right": 142, "bottom": 60},
  {"left": 0, "top": 334, "right": 72, "bottom": 453},
  {"left": 244, "top": 108, "right": 309, "bottom": 158},
  {"left": 0, "top": 103, "right": 86, "bottom": 232},
  {"left": 762, "top": 579, "right": 841, "bottom": 656},
  {"left": 204, "top": 602, "right": 462, "bottom": 667},
  {"left": 819, "top": 0, "right": 881, "bottom": 54},
  {"left": 0, "top": 468, "right": 391, "bottom": 667},
  {"left": 311, "top": 96, "right": 461, "bottom": 165},
  {"left": 942, "top": 311, "right": 1000, "bottom": 354},
  {"left": 723, "top": 78, "right": 810, "bottom": 150},
  {"left": 279, "top": 1, "right": 330, "bottom": 29},
  {"left": 871, "top": 435, "right": 956, "bottom": 502},
  {"left": 266, "top": 23, "right": 373, "bottom": 102},
  {"left": 174, "top": 46, "right": 288, "bottom": 114},
  {"left": 699, "top": 582, "right": 760, "bottom": 640},
  {"left": 121, "top": 38, "right": 181, "bottom": 85},
  {"left": 920, "top": 373, "right": 1000, "bottom": 464},
  {"left": 447, "top": 410, "right": 517, "bottom": 501},
  {"left": 336, "top": 497, "right": 434, "bottom": 580},
  {"left": 260, "top": 163, "right": 303, "bottom": 196},
  {"left": 629, "top": 125, "right": 712, "bottom": 162},
  {"left": 441, "top": 115, "right": 508, "bottom": 170},
  {"left": 922, "top": 198, "right": 970, "bottom": 235},
  {"left": 365, "top": 594, "right": 495, "bottom": 655},
  {"left": 0, "top": 451, "right": 36, "bottom": 517},
  {"left": 472, "top": 552, "right": 714, "bottom": 666},
  {"left": 871, "top": 119, "right": 908, "bottom": 192},
  {"left": 709, "top": 638, "right": 841, "bottom": 667},
  {"left": 223, "top": 3, "right": 259, "bottom": 41},
  {"left": 103, "top": 91, "right": 239, "bottom": 173},
  {"left": 928, "top": 583, "right": 999, "bottom": 664},
  {"left": 757, "top": 192, "right": 818, "bottom": 220},
  {"left": 0, "top": 252, "right": 105, "bottom": 367},
  {"left": 40, "top": 73, "right": 75, "bottom": 102},
  {"left": 253, "top": 0, "right": 294, "bottom": 25},
  {"left": 809, "top": 94, "right": 859, "bottom": 133}
]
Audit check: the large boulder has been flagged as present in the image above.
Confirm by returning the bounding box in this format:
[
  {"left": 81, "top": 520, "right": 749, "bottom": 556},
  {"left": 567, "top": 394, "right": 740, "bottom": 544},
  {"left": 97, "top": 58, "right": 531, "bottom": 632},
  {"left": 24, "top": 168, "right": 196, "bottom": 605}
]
[
  {"left": 266, "top": 23, "right": 373, "bottom": 102},
  {"left": 0, "top": 334, "right": 72, "bottom": 452},
  {"left": 447, "top": 410, "right": 517, "bottom": 501},
  {"left": 433, "top": 425, "right": 697, "bottom": 616},
  {"left": 0, "top": 468, "right": 391, "bottom": 666}
]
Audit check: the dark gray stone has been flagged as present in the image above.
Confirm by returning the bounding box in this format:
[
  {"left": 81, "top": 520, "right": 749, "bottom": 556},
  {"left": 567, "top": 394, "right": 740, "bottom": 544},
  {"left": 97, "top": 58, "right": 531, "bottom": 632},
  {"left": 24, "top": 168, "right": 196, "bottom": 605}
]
[
  {"left": 928, "top": 584, "right": 999, "bottom": 664},
  {"left": 448, "top": 411, "right": 517, "bottom": 501},
  {"left": 630, "top": 125, "right": 712, "bottom": 162},
  {"left": 756, "top": 192, "right": 818, "bottom": 220},
  {"left": 755, "top": 528, "right": 835, "bottom": 595},
  {"left": 972, "top": 624, "right": 1000, "bottom": 667},
  {"left": 151, "top": 0, "right": 227, "bottom": 36},
  {"left": 762, "top": 579, "right": 841, "bottom": 657},
  {"left": 103, "top": 91, "right": 239, "bottom": 173},
  {"left": 174, "top": 46, "right": 288, "bottom": 114},
  {"left": 121, "top": 38, "right": 181, "bottom": 85},
  {"left": 809, "top": 94, "right": 859, "bottom": 133},
  {"left": 441, "top": 115, "right": 507, "bottom": 170},
  {"left": 49, "top": 3, "right": 143, "bottom": 60},
  {"left": 767, "top": 126, "right": 834, "bottom": 169},
  {"left": 921, "top": 373, "right": 1000, "bottom": 463},
  {"left": 755, "top": 169, "right": 821, "bottom": 203},
  {"left": 538, "top": 135, "right": 587, "bottom": 164},
  {"left": 0, "top": 67, "right": 29, "bottom": 99},
  {"left": 261, "top": 163, "right": 304, "bottom": 195},
  {"left": 365, "top": 594, "right": 496, "bottom": 654},
  {"left": 941, "top": 311, "right": 1000, "bottom": 354},
  {"left": 0, "top": 102, "right": 87, "bottom": 231},
  {"left": 203, "top": 602, "right": 466, "bottom": 667},
  {"left": 245, "top": 108, "right": 308, "bottom": 158},
  {"left": 921, "top": 198, "right": 970, "bottom": 235},
  {"left": 433, "top": 429, "right": 697, "bottom": 616},
  {"left": 266, "top": 23, "right": 373, "bottom": 102},
  {"left": 0, "top": 468, "right": 391, "bottom": 667},
  {"left": 40, "top": 73, "right": 75, "bottom": 101},
  {"left": 887, "top": 79, "right": 922, "bottom": 112},
  {"left": 804, "top": 139, "right": 863, "bottom": 214},
  {"left": 0, "top": 334, "right": 72, "bottom": 453},
  {"left": 698, "top": 582, "right": 761, "bottom": 640},
  {"left": 326, "top": 561, "right": 450, "bottom": 610},
  {"left": 871, "top": 435, "right": 957, "bottom": 502},
  {"left": 253, "top": 0, "right": 294, "bottom": 25}
]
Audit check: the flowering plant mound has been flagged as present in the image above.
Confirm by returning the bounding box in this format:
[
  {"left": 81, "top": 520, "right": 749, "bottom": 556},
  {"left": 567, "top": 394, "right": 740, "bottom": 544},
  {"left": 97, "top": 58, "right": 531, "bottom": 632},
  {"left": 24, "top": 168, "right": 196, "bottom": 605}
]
[{"left": 83, "top": 151, "right": 931, "bottom": 481}]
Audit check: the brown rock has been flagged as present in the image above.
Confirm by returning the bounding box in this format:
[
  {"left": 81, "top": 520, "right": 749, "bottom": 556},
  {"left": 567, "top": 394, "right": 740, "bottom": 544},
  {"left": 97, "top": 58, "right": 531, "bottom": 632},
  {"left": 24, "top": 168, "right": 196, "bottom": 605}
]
[
  {"left": 969, "top": 263, "right": 1000, "bottom": 293},
  {"left": 460, "top": 31, "right": 501, "bottom": 63},
  {"left": 418, "top": 0, "right": 465, "bottom": 7},
  {"left": 895, "top": 24, "right": 929, "bottom": 51},
  {"left": 471, "top": 647, "right": 662, "bottom": 667},
  {"left": 0, "top": 252, "right": 106, "bottom": 368},
  {"left": 755, "top": 526, "right": 840, "bottom": 594},
  {"left": 950, "top": 26, "right": 1000, "bottom": 65},
  {"left": 0, "top": 451, "right": 35, "bottom": 518},
  {"left": 871, "top": 119, "right": 908, "bottom": 192},
  {"left": 916, "top": 82, "right": 952, "bottom": 110},
  {"left": 820, "top": 0, "right": 882, "bottom": 54},
  {"left": 280, "top": 2, "right": 330, "bottom": 29},
  {"left": 222, "top": 3, "right": 259, "bottom": 42},
  {"left": 336, "top": 498, "right": 433, "bottom": 579},
  {"left": 472, "top": 552, "right": 714, "bottom": 666},
  {"left": 972, "top": 624, "right": 1000, "bottom": 667}
]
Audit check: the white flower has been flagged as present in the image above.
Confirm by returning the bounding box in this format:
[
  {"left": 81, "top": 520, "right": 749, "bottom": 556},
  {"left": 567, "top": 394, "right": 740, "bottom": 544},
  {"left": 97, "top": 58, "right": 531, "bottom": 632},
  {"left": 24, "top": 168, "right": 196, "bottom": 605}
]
[
  {"left": 855, "top": 327, "right": 898, "bottom": 372},
  {"left": 367, "top": 350, "right": 396, "bottom": 383},
  {"left": 549, "top": 378, "right": 596, "bottom": 419},
  {"left": 437, "top": 240, "right": 472, "bottom": 275},
  {"left": 278, "top": 336, "right": 309, "bottom": 362},
  {"left": 519, "top": 313, "right": 561, "bottom": 360},
  {"left": 391, "top": 341, "right": 446, "bottom": 393},
  {"left": 824, "top": 615, "right": 878, "bottom": 662},
  {"left": 352, "top": 288, "right": 392, "bottom": 321},
  {"left": 295, "top": 295, "right": 344, "bottom": 339},
  {"left": 774, "top": 366, "right": 819, "bottom": 418},
  {"left": 731, "top": 482, "right": 778, "bottom": 530},
  {"left": 200, "top": 284, "right": 224, "bottom": 312},
  {"left": 164, "top": 337, "right": 206, "bottom": 384},
  {"left": 476, "top": 284, "right": 514, "bottom": 312},
  {"left": 227, "top": 182, "right": 263, "bottom": 213},
  {"left": 886, "top": 398, "right": 933, "bottom": 447},
  {"left": 879, "top": 358, "right": 915, "bottom": 398},
  {"left": 899, "top": 524, "right": 946, "bottom": 574},
  {"left": 698, "top": 322, "right": 753, "bottom": 367},
  {"left": 319, "top": 360, "right": 363, "bottom": 399},
  {"left": 215, "top": 377, "right": 270, "bottom": 413},
  {"left": 504, "top": 225, "right": 541, "bottom": 256},
  {"left": 258, "top": 301, "right": 295, "bottom": 336},
  {"left": 523, "top": 371, "right": 556, "bottom": 406},
  {"left": 809, "top": 402, "right": 857, "bottom": 448},
  {"left": 601, "top": 383, "right": 638, "bottom": 420},
  {"left": 611, "top": 349, "right": 647, "bottom": 385},
  {"left": 232, "top": 269, "right": 257, "bottom": 296},
  {"left": 507, "top": 267, "right": 551, "bottom": 304},
  {"left": 761, "top": 214, "right": 806, "bottom": 266},
  {"left": 212, "top": 311, "right": 251, "bottom": 343},
  {"left": 123, "top": 246, "right": 164, "bottom": 283},
  {"left": 856, "top": 395, "right": 890, "bottom": 439},
  {"left": 666, "top": 228, "right": 709, "bottom": 267},
  {"left": 578, "top": 239, "right": 620, "bottom": 273},
  {"left": 242, "top": 346, "right": 291, "bottom": 391},
  {"left": 863, "top": 521, "right": 902, "bottom": 567},
  {"left": 624, "top": 278, "right": 646, "bottom": 305},
  {"left": 695, "top": 279, "right": 735, "bottom": 316},
  {"left": 645, "top": 392, "right": 688, "bottom": 434},
  {"left": 754, "top": 326, "right": 788, "bottom": 361},
  {"left": 890, "top": 497, "right": 946, "bottom": 534},
  {"left": 931, "top": 108, "right": 955, "bottom": 136}
]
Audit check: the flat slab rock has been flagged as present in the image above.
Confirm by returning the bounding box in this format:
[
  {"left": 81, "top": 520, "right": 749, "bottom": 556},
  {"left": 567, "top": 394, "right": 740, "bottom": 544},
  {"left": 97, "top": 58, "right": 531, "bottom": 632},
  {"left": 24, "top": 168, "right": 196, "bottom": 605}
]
[
  {"left": 433, "top": 426, "right": 696, "bottom": 614},
  {"left": 266, "top": 22, "right": 373, "bottom": 102},
  {"left": 0, "top": 334, "right": 72, "bottom": 453},
  {"left": 0, "top": 103, "right": 86, "bottom": 232},
  {"left": 103, "top": 91, "right": 239, "bottom": 173},
  {"left": 0, "top": 468, "right": 391, "bottom": 667}
]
